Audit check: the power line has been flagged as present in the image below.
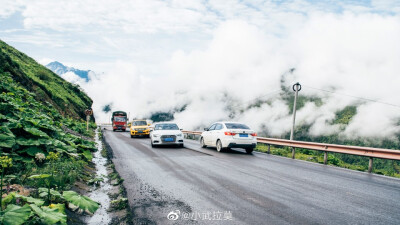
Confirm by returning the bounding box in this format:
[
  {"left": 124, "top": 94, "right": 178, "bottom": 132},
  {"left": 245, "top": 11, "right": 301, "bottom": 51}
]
[{"left": 303, "top": 85, "right": 400, "bottom": 109}]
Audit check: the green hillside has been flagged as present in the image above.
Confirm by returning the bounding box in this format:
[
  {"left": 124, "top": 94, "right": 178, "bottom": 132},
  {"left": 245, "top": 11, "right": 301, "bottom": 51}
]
[
  {"left": 0, "top": 41, "right": 99, "bottom": 223},
  {"left": 0, "top": 40, "right": 92, "bottom": 119}
]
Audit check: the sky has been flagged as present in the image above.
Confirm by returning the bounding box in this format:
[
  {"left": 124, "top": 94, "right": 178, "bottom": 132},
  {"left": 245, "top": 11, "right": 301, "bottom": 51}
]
[{"left": 1, "top": 0, "right": 400, "bottom": 140}]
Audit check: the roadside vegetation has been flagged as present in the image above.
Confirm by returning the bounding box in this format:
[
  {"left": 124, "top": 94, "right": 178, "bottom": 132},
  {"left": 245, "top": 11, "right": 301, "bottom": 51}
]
[
  {"left": 256, "top": 144, "right": 400, "bottom": 178},
  {"left": 0, "top": 73, "right": 101, "bottom": 224},
  {"left": 1, "top": 40, "right": 101, "bottom": 224}
]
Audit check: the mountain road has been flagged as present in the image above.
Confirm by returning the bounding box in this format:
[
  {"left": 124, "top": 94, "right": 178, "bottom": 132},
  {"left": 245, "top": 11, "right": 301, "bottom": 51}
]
[{"left": 102, "top": 127, "right": 400, "bottom": 225}]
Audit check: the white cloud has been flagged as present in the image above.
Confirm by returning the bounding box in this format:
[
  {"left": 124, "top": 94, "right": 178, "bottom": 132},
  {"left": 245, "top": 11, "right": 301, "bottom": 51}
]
[
  {"left": 0, "top": 0, "right": 24, "bottom": 18},
  {"left": 60, "top": 72, "right": 86, "bottom": 86},
  {"left": 82, "top": 13, "right": 400, "bottom": 141},
  {"left": 1, "top": 0, "right": 400, "bottom": 140},
  {"left": 38, "top": 57, "right": 54, "bottom": 66},
  {"left": 344, "top": 103, "right": 400, "bottom": 139}
]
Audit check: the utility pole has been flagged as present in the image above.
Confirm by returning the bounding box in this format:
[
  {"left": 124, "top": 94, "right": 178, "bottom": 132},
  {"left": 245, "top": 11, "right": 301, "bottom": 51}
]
[{"left": 290, "top": 82, "right": 301, "bottom": 159}]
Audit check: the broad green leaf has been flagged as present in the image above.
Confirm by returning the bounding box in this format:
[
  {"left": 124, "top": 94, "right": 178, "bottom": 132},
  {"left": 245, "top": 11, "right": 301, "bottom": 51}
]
[
  {"left": 1, "top": 192, "right": 16, "bottom": 206},
  {"left": 25, "top": 147, "right": 45, "bottom": 156},
  {"left": 62, "top": 145, "right": 77, "bottom": 153},
  {"left": 52, "top": 139, "right": 66, "bottom": 147},
  {"left": 29, "top": 174, "right": 51, "bottom": 179},
  {"left": 39, "top": 138, "right": 53, "bottom": 145},
  {"left": 24, "top": 127, "right": 49, "bottom": 138},
  {"left": 16, "top": 137, "right": 40, "bottom": 146},
  {"left": 82, "top": 149, "right": 93, "bottom": 161},
  {"left": 0, "top": 204, "right": 31, "bottom": 225},
  {"left": 0, "top": 127, "right": 14, "bottom": 136},
  {"left": 38, "top": 188, "right": 62, "bottom": 199},
  {"left": 25, "top": 118, "right": 40, "bottom": 126},
  {"left": 4, "top": 175, "right": 17, "bottom": 180},
  {"left": 0, "top": 134, "right": 15, "bottom": 148},
  {"left": 5, "top": 121, "right": 22, "bottom": 129},
  {"left": 30, "top": 204, "right": 67, "bottom": 225},
  {"left": 62, "top": 190, "right": 99, "bottom": 214},
  {"left": 48, "top": 203, "right": 65, "bottom": 214},
  {"left": 15, "top": 193, "right": 44, "bottom": 206},
  {"left": 0, "top": 127, "right": 15, "bottom": 148}
]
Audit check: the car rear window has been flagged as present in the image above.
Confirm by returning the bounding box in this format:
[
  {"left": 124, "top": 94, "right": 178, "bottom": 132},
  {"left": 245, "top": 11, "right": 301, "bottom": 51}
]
[{"left": 225, "top": 123, "right": 250, "bottom": 129}]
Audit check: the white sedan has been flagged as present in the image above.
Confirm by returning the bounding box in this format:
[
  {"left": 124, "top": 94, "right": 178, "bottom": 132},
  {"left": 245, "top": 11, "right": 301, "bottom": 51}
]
[
  {"left": 150, "top": 122, "right": 184, "bottom": 147},
  {"left": 200, "top": 122, "right": 257, "bottom": 153}
]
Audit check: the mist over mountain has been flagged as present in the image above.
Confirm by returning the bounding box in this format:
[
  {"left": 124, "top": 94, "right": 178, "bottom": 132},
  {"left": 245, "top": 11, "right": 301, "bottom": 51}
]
[
  {"left": 81, "top": 18, "right": 400, "bottom": 150},
  {"left": 46, "top": 61, "right": 92, "bottom": 82}
]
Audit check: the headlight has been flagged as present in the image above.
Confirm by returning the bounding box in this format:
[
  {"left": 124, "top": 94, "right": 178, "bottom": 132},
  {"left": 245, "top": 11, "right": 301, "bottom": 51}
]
[{"left": 153, "top": 134, "right": 160, "bottom": 137}]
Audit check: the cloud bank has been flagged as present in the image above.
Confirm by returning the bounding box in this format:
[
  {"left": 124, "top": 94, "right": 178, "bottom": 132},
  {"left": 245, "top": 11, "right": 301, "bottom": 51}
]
[
  {"left": 81, "top": 13, "right": 400, "bottom": 140},
  {"left": 2, "top": 0, "right": 399, "bottom": 140}
]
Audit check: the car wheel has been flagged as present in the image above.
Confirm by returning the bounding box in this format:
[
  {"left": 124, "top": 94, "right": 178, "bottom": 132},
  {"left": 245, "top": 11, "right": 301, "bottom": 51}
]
[
  {"left": 130, "top": 135, "right": 133, "bottom": 138},
  {"left": 216, "top": 140, "right": 223, "bottom": 152},
  {"left": 123, "top": 129, "right": 126, "bottom": 132},
  {"left": 113, "top": 129, "right": 116, "bottom": 132},
  {"left": 200, "top": 137, "right": 206, "bottom": 148},
  {"left": 180, "top": 144, "right": 184, "bottom": 148},
  {"left": 151, "top": 141, "right": 155, "bottom": 147},
  {"left": 245, "top": 148, "right": 254, "bottom": 154}
]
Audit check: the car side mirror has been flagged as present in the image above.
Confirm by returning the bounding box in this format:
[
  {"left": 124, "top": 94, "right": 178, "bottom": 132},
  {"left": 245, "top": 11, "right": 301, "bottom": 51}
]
[
  {"left": 180, "top": 129, "right": 183, "bottom": 131},
  {"left": 204, "top": 128, "right": 209, "bottom": 131}
]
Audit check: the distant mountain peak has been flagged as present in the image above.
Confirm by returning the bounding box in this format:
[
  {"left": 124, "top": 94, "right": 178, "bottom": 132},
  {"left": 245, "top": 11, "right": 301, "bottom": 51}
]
[{"left": 46, "top": 61, "right": 91, "bottom": 82}]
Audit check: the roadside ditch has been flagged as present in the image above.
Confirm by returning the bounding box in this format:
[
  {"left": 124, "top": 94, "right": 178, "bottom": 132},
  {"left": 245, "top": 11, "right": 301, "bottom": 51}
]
[{"left": 99, "top": 128, "right": 133, "bottom": 225}]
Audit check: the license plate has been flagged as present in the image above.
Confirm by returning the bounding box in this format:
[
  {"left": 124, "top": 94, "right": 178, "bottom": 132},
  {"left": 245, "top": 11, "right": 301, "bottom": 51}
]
[
  {"left": 164, "top": 138, "right": 174, "bottom": 142},
  {"left": 138, "top": 131, "right": 143, "bottom": 133},
  {"left": 239, "top": 133, "right": 248, "bottom": 137}
]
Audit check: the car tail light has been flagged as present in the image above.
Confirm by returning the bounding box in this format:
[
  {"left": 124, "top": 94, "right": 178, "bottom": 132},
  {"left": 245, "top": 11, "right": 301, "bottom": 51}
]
[
  {"left": 224, "top": 132, "right": 236, "bottom": 136},
  {"left": 250, "top": 133, "right": 257, "bottom": 136}
]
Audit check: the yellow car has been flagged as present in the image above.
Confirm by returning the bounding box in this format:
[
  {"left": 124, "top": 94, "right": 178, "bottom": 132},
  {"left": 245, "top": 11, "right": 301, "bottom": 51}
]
[{"left": 130, "top": 120, "right": 151, "bottom": 138}]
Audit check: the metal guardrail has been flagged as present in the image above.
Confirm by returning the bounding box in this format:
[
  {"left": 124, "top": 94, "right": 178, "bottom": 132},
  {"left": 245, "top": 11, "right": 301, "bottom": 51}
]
[
  {"left": 182, "top": 130, "right": 202, "bottom": 135},
  {"left": 182, "top": 130, "right": 400, "bottom": 173}
]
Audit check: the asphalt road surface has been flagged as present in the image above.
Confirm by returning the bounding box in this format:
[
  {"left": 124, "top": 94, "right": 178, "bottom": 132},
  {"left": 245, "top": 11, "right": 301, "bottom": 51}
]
[{"left": 103, "top": 127, "right": 400, "bottom": 225}]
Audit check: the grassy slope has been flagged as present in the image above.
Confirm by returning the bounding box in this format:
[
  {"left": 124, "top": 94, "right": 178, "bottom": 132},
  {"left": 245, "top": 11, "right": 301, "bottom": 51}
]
[
  {"left": 0, "top": 39, "right": 98, "bottom": 163},
  {"left": 0, "top": 41, "right": 100, "bottom": 223},
  {"left": 0, "top": 40, "right": 92, "bottom": 119}
]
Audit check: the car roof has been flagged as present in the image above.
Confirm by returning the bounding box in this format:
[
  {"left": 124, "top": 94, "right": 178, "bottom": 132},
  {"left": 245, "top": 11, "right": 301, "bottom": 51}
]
[
  {"left": 153, "top": 122, "right": 178, "bottom": 124},
  {"left": 212, "top": 121, "right": 243, "bottom": 124}
]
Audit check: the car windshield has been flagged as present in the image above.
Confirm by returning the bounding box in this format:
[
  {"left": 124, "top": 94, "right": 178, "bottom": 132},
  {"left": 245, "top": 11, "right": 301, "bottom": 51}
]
[
  {"left": 133, "top": 121, "right": 147, "bottom": 126},
  {"left": 225, "top": 123, "right": 250, "bottom": 129},
  {"left": 155, "top": 124, "right": 179, "bottom": 130},
  {"left": 114, "top": 117, "right": 126, "bottom": 122}
]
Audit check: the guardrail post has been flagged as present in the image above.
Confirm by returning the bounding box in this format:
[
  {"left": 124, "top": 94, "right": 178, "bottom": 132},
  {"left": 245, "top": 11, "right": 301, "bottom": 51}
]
[
  {"left": 292, "top": 148, "right": 295, "bottom": 159},
  {"left": 324, "top": 151, "right": 328, "bottom": 165},
  {"left": 267, "top": 145, "right": 271, "bottom": 154},
  {"left": 368, "top": 157, "right": 373, "bottom": 173}
]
